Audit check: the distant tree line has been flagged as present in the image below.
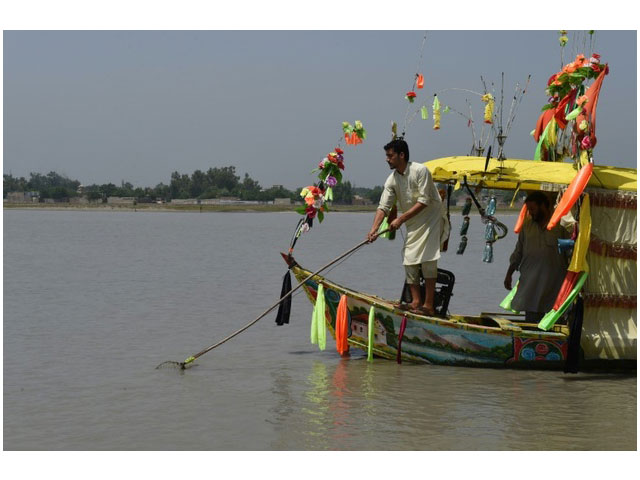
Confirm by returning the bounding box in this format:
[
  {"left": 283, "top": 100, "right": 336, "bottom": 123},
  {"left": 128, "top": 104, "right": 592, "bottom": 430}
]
[
  {"left": 3, "top": 172, "right": 81, "bottom": 200},
  {"left": 3, "top": 167, "right": 386, "bottom": 204}
]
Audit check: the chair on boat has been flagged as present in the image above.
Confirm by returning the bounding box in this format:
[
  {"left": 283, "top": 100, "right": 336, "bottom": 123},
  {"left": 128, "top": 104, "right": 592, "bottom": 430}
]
[{"left": 400, "top": 268, "right": 455, "bottom": 317}]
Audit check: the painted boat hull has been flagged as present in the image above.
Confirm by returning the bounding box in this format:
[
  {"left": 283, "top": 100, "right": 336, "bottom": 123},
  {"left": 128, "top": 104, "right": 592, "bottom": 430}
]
[{"left": 286, "top": 256, "right": 573, "bottom": 370}]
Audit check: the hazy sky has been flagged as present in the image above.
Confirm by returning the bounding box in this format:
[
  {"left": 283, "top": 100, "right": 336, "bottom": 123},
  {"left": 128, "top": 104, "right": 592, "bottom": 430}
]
[{"left": 3, "top": 30, "right": 637, "bottom": 190}]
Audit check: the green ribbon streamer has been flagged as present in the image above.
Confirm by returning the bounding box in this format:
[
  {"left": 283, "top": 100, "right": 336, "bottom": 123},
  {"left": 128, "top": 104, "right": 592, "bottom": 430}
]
[
  {"left": 534, "top": 121, "right": 551, "bottom": 161},
  {"left": 325, "top": 187, "right": 333, "bottom": 202},
  {"left": 310, "top": 289, "right": 318, "bottom": 345},
  {"left": 500, "top": 281, "right": 520, "bottom": 313},
  {"left": 538, "top": 272, "right": 589, "bottom": 331},
  {"left": 565, "top": 106, "right": 582, "bottom": 122},
  {"left": 367, "top": 306, "right": 375, "bottom": 362},
  {"left": 421, "top": 106, "right": 429, "bottom": 120},
  {"left": 311, "top": 284, "right": 327, "bottom": 350}
]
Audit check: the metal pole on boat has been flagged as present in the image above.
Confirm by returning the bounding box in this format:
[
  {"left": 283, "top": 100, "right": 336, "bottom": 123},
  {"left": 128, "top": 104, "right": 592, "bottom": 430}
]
[{"left": 156, "top": 229, "right": 391, "bottom": 370}]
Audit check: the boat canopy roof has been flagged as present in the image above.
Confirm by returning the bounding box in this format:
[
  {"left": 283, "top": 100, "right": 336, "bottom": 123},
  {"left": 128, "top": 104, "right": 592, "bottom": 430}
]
[{"left": 424, "top": 156, "right": 637, "bottom": 192}]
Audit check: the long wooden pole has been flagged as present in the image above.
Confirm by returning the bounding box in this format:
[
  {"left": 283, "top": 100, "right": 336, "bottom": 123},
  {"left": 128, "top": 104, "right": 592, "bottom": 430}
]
[{"left": 157, "top": 230, "right": 389, "bottom": 369}]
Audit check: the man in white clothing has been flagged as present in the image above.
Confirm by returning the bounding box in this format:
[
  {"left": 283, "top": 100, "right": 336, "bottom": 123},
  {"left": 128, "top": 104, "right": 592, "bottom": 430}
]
[{"left": 367, "top": 139, "right": 443, "bottom": 315}]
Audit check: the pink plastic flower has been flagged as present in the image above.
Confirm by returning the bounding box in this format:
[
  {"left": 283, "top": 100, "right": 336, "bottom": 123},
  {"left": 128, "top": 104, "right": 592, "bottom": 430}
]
[
  {"left": 581, "top": 135, "right": 592, "bottom": 149},
  {"left": 326, "top": 176, "right": 337, "bottom": 187}
]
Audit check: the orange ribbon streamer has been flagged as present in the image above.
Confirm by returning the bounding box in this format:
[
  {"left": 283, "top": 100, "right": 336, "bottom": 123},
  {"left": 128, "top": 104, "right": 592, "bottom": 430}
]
[{"left": 335, "top": 295, "right": 349, "bottom": 355}]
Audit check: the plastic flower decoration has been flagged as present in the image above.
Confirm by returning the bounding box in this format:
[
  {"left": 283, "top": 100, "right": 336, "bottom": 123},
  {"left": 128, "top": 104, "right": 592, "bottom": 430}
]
[
  {"left": 544, "top": 53, "right": 604, "bottom": 106},
  {"left": 405, "top": 91, "right": 417, "bottom": 103},
  {"left": 559, "top": 30, "right": 568, "bottom": 47},
  {"left": 298, "top": 186, "right": 325, "bottom": 221},
  {"left": 343, "top": 121, "right": 367, "bottom": 145},
  {"left": 482, "top": 93, "right": 494, "bottom": 124}
]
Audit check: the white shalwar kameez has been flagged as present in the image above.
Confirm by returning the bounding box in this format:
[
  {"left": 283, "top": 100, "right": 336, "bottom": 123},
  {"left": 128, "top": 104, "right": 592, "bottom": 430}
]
[{"left": 378, "top": 162, "right": 443, "bottom": 265}]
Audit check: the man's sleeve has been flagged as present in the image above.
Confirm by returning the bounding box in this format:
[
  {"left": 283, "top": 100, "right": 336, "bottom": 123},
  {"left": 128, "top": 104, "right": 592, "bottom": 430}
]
[
  {"left": 416, "top": 167, "right": 430, "bottom": 206},
  {"left": 378, "top": 176, "right": 396, "bottom": 215}
]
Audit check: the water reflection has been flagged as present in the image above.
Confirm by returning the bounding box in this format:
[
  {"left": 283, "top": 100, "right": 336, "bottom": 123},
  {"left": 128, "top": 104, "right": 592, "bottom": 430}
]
[{"left": 267, "top": 358, "right": 636, "bottom": 450}]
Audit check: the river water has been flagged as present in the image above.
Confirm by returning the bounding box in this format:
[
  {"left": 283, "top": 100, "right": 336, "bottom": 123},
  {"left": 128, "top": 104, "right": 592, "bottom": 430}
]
[{"left": 3, "top": 209, "right": 636, "bottom": 451}]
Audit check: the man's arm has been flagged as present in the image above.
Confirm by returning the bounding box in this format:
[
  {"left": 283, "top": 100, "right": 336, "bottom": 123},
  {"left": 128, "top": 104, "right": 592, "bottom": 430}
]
[
  {"left": 389, "top": 201, "right": 427, "bottom": 230},
  {"left": 504, "top": 263, "right": 518, "bottom": 290},
  {"left": 504, "top": 231, "right": 524, "bottom": 290}
]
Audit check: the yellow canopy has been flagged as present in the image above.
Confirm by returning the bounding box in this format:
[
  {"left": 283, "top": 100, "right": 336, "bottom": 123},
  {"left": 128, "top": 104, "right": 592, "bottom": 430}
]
[{"left": 424, "top": 156, "right": 637, "bottom": 192}]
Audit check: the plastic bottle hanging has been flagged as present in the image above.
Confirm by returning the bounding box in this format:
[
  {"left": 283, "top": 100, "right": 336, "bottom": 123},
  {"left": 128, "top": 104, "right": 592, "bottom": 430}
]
[
  {"left": 486, "top": 196, "right": 497, "bottom": 216},
  {"left": 484, "top": 221, "right": 496, "bottom": 242},
  {"left": 457, "top": 235, "right": 468, "bottom": 255},
  {"left": 482, "top": 242, "right": 494, "bottom": 263},
  {"left": 462, "top": 198, "right": 472, "bottom": 216},
  {"left": 460, "top": 216, "right": 470, "bottom": 236}
]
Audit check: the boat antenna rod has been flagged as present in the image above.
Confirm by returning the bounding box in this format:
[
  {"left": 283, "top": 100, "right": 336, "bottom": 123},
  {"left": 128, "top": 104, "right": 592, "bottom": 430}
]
[{"left": 156, "top": 230, "right": 390, "bottom": 370}]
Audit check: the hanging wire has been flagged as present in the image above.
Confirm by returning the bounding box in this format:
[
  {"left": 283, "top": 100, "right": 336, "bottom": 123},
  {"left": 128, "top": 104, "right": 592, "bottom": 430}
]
[
  {"left": 402, "top": 31, "right": 428, "bottom": 136},
  {"left": 504, "top": 75, "right": 531, "bottom": 137}
]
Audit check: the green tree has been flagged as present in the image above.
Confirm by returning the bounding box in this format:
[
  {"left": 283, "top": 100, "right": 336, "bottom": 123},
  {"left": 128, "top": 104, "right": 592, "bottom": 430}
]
[
  {"left": 190, "top": 169, "right": 207, "bottom": 198},
  {"left": 331, "top": 180, "right": 353, "bottom": 204},
  {"left": 366, "top": 186, "right": 384, "bottom": 203},
  {"left": 240, "top": 173, "right": 262, "bottom": 200}
]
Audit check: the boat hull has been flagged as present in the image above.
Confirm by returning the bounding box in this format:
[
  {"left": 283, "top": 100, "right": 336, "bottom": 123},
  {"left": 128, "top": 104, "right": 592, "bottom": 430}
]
[{"left": 289, "top": 260, "right": 573, "bottom": 370}]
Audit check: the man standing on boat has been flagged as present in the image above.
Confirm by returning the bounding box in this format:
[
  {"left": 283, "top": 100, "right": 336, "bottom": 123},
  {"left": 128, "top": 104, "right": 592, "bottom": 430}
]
[
  {"left": 367, "top": 138, "right": 443, "bottom": 315},
  {"left": 504, "top": 191, "right": 570, "bottom": 323}
]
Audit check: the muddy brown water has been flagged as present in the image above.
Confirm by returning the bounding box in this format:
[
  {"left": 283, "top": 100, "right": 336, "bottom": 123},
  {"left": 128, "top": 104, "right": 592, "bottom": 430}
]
[{"left": 3, "top": 209, "right": 636, "bottom": 450}]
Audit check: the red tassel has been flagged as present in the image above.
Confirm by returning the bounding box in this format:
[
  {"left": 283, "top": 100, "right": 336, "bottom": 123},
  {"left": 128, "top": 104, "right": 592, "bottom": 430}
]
[
  {"left": 416, "top": 74, "right": 424, "bottom": 89},
  {"left": 335, "top": 295, "right": 349, "bottom": 355}
]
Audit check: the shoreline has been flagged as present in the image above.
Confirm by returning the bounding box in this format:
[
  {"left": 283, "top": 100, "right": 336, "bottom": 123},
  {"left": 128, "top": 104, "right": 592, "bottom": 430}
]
[{"left": 3, "top": 202, "right": 522, "bottom": 214}]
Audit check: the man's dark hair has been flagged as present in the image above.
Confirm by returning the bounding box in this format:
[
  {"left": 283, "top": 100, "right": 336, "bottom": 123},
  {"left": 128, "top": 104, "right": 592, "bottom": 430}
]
[
  {"left": 525, "top": 191, "right": 550, "bottom": 208},
  {"left": 384, "top": 139, "right": 410, "bottom": 162}
]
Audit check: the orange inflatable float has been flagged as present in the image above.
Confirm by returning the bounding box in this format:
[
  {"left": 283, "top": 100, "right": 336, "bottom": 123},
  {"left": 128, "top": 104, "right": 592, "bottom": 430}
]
[{"left": 547, "top": 162, "right": 593, "bottom": 230}]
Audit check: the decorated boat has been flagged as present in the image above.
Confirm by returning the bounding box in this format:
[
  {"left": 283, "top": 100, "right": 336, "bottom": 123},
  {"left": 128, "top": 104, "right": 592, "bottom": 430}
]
[
  {"left": 276, "top": 34, "right": 636, "bottom": 372},
  {"left": 281, "top": 156, "right": 636, "bottom": 371},
  {"left": 158, "top": 32, "right": 635, "bottom": 374}
]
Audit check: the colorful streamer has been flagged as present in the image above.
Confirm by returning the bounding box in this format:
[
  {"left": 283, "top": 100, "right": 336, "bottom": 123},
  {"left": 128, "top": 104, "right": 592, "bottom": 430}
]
[
  {"left": 367, "top": 306, "right": 375, "bottom": 362},
  {"left": 335, "top": 295, "right": 349, "bottom": 355},
  {"left": 538, "top": 272, "right": 588, "bottom": 331},
  {"left": 568, "top": 195, "right": 591, "bottom": 273},
  {"left": 500, "top": 281, "right": 520, "bottom": 313},
  {"left": 311, "top": 283, "right": 327, "bottom": 350},
  {"left": 514, "top": 204, "right": 528, "bottom": 233}
]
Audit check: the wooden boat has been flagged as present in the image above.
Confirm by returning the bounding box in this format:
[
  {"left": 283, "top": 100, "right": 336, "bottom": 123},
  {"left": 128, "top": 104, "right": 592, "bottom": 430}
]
[
  {"left": 283, "top": 156, "right": 637, "bottom": 371},
  {"left": 284, "top": 253, "right": 575, "bottom": 369}
]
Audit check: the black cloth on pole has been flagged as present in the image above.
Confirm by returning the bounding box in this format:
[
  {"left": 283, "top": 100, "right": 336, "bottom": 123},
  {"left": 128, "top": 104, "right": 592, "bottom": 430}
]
[{"left": 275, "top": 270, "right": 292, "bottom": 326}]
